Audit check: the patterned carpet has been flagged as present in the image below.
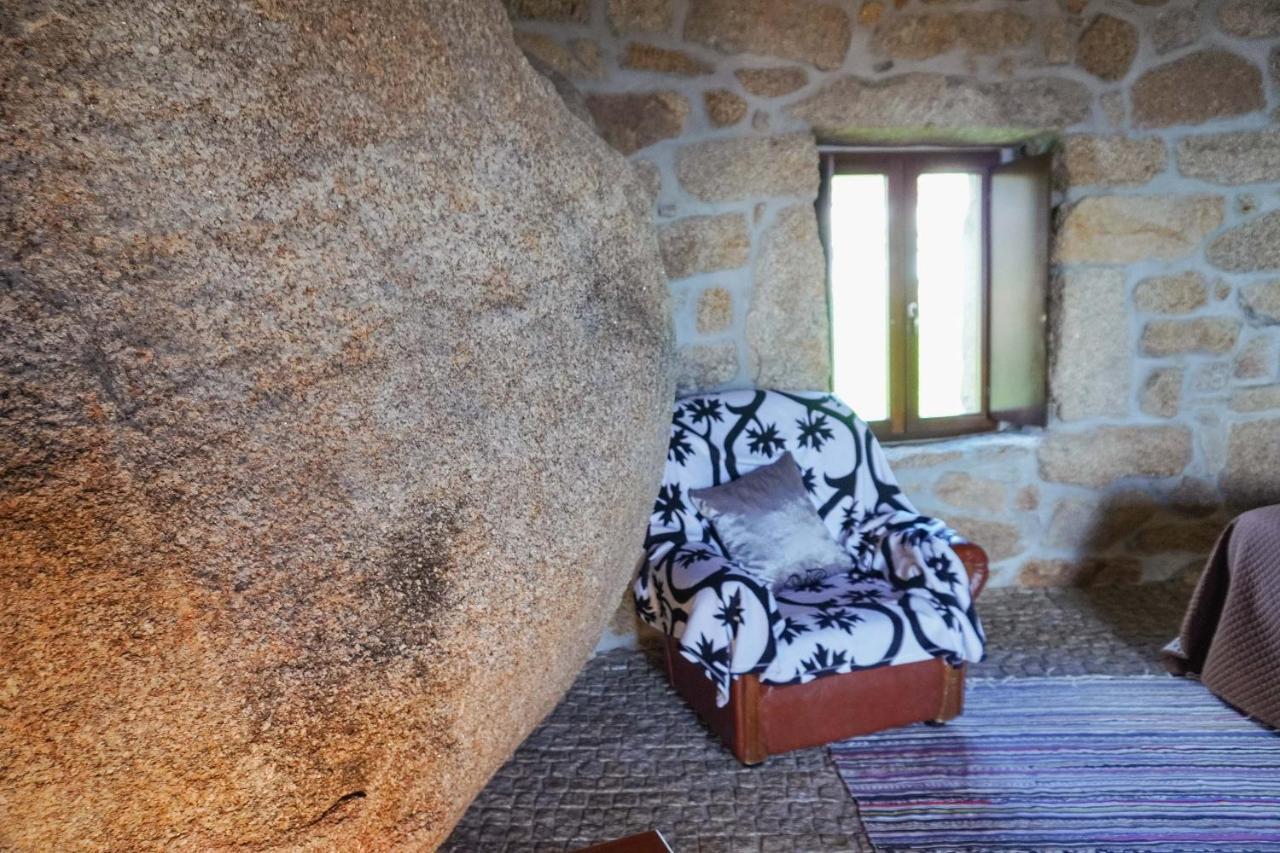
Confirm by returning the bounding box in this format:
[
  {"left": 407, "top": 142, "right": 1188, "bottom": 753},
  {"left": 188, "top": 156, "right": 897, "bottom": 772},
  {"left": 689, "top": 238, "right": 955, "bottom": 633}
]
[
  {"left": 443, "top": 582, "right": 1196, "bottom": 852},
  {"left": 831, "top": 676, "right": 1280, "bottom": 852}
]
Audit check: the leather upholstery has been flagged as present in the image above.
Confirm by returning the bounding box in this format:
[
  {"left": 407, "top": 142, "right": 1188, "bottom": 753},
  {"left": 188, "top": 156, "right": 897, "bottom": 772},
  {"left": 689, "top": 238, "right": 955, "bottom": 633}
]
[{"left": 664, "top": 546, "right": 988, "bottom": 764}]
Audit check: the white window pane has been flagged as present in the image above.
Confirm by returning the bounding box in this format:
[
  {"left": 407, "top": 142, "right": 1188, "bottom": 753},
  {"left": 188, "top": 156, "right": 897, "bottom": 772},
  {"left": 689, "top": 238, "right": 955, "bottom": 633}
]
[
  {"left": 829, "top": 174, "right": 889, "bottom": 423},
  {"left": 916, "top": 172, "right": 983, "bottom": 419}
]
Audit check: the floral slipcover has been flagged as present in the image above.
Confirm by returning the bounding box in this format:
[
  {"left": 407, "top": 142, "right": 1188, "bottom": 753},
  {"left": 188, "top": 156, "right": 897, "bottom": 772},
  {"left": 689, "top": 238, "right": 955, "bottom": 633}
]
[{"left": 634, "top": 389, "right": 986, "bottom": 706}]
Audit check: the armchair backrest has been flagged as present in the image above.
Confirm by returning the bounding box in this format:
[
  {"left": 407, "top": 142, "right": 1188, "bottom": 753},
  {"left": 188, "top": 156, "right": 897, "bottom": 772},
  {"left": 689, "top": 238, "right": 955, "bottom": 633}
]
[{"left": 647, "top": 389, "right": 915, "bottom": 556}]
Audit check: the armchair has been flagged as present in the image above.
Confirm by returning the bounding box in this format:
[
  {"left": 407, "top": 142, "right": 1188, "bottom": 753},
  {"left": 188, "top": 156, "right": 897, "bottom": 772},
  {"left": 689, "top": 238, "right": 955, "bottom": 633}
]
[{"left": 634, "top": 389, "right": 988, "bottom": 765}]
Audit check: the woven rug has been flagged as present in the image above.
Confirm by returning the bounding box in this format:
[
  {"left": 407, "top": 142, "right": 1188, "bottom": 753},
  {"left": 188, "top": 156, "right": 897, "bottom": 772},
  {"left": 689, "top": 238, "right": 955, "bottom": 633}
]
[{"left": 829, "top": 676, "right": 1280, "bottom": 851}]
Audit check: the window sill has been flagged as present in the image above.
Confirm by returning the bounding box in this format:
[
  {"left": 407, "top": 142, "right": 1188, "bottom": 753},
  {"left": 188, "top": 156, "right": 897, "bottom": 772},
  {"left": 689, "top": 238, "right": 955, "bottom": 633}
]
[{"left": 879, "top": 426, "right": 1042, "bottom": 455}]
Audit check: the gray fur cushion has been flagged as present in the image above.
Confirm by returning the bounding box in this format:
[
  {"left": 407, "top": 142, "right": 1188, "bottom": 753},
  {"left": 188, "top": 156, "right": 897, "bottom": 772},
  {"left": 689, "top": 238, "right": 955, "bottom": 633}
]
[{"left": 690, "top": 452, "right": 850, "bottom": 589}]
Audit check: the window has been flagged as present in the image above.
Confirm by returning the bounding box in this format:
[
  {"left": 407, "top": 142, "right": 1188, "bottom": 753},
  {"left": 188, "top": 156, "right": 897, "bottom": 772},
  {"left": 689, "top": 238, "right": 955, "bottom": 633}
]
[{"left": 818, "top": 148, "right": 1051, "bottom": 442}]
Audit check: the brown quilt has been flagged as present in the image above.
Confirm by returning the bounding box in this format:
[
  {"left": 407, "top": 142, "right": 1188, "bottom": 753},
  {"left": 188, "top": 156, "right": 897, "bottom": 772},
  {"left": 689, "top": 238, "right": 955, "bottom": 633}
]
[{"left": 1164, "top": 505, "right": 1280, "bottom": 728}]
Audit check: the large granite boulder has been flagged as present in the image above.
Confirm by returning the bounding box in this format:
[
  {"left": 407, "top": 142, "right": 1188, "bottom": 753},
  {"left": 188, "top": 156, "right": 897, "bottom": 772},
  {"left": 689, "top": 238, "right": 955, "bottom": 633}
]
[{"left": 0, "top": 1, "right": 673, "bottom": 848}]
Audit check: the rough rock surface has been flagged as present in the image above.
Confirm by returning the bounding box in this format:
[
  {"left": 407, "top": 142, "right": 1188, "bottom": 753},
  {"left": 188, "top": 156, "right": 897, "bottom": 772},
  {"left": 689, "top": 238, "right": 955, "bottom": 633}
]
[
  {"left": 873, "top": 11, "right": 1034, "bottom": 60},
  {"left": 683, "top": 0, "right": 853, "bottom": 70},
  {"left": 1131, "top": 50, "right": 1264, "bottom": 127},
  {"left": 608, "top": 0, "right": 674, "bottom": 33},
  {"left": 1038, "top": 427, "right": 1193, "bottom": 487},
  {"left": 586, "top": 91, "right": 690, "bottom": 154},
  {"left": 1141, "top": 318, "right": 1241, "bottom": 356},
  {"left": 676, "top": 134, "right": 818, "bottom": 202},
  {"left": 1141, "top": 367, "right": 1184, "bottom": 417},
  {"left": 703, "top": 89, "right": 749, "bottom": 127},
  {"left": 1219, "top": 0, "right": 1280, "bottom": 36},
  {"left": 658, "top": 213, "right": 750, "bottom": 279},
  {"left": 0, "top": 1, "right": 674, "bottom": 849},
  {"left": 621, "top": 43, "right": 712, "bottom": 75},
  {"left": 1177, "top": 130, "right": 1280, "bottom": 184},
  {"left": 1056, "top": 195, "right": 1224, "bottom": 263},
  {"left": 746, "top": 205, "right": 830, "bottom": 389},
  {"left": 1134, "top": 272, "right": 1208, "bottom": 314},
  {"left": 1222, "top": 419, "right": 1280, "bottom": 506},
  {"left": 1076, "top": 14, "right": 1139, "bottom": 81},
  {"left": 1208, "top": 212, "right": 1280, "bottom": 271},
  {"left": 787, "top": 73, "right": 1092, "bottom": 142},
  {"left": 696, "top": 287, "right": 735, "bottom": 334},
  {"left": 676, "top": 342, "right": 739, "bottom": 392},
  {"left": 1052, "top": 268, "right": 1129, "bottom": 421},
  {"left": 735, "top": 67, "right": 809, "bottom": 97},
  {"left": 1018, "top": 558, "right": 1141, "bottom": 587},
  {"left": 515, "top": 32, "right": 604, "bottom": 80},
  {"left": 1241, "top": 279, "right": 1280, "bottom": 324},
  {"left": 1057, "top": 135, "right": 1165, "bottom": 187}
]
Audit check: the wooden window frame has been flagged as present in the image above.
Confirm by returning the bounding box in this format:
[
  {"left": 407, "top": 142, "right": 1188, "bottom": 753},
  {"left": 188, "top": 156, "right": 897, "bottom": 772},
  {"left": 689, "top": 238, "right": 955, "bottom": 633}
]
[{"left": 819, "top": 149, "right": 1003, "bottom": 443}]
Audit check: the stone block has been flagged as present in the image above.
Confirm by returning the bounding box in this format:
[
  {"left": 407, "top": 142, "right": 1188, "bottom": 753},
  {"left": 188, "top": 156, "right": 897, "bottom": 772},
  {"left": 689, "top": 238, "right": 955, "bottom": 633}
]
[
  {"left": 1218, "top": 0, "right": 1280, "bottom": 36},
  {"left": 1240, "top": 280, "right": 1280, "bottom": 324},
  {"left": 621, "top": 43, "right": 713, "bottom": 75},
  {"left": 1153, "top": 6, "right": 1200, "bottom": 54},
  {"left": 1235, "top": 337, "right": 1275, "bottom": 378},
  {"left": 676, "top": 134, "right": 819, "bottom": 202},
  {"left": 515, "top": 32, "right": 604, "bottom": 80},
  {"left": 1221, "top": 418, "right": 1280, "bottom": 506},
  {"left": 1131, "top": 50, "right": 1264, "bottom": 128},
  {"left": 787, "top": 73, "right": 1092, "bottom": 142},
  {"left": 1229, "top": 384, "right": 1280, "bottom": 412},
  {"left": 746, "top": 205, "right": 831, "bottom": 389},
  {"left": 1057, "top": 135, "right": 1164, "bottom": 187},
  {"left": 885, "top": 448, "right": 964, "bottom": 469},
  {"left": 608, "top": 0, "right": 674, "bottom": 33},
  {"left": 1056, "top": 195, "right": 1223, "bottom": 263},
  {"left": 506, "top": 0, "right": 590, "bottom": 21},
  {"left": 1129, "top": 518, "right": 1225, "bottom": 553},
  {"left": 945, "top": 516, "right": 1025, "bottom": 561},
  {"left": 1018, "top": 558, "right": 1142, "bottom": 586},
  {"left": 859, "top": 0, "right": 885, "bottom": 27},
  {"left": 658, "top": 214, "right": 750, "bottom": 280},
  {"left": 935, "top": 472, "right": 1007, "bottom": 513},
  {"left": 1190, "top": 361, "right": 1233, "bottom": 393},
  {"left": 735, "top": 67, "right": 809, "bottom": 97},
  {"left": 1134, "top": 271, "right": 1207, "bottom": 314},
  {"left": 1140, "top": 367, "right": 1183, "bottom": 417},
  {"left": 684, "top": 0, "right": 853, "bottom": 70},
  {"left": 1014, "top": 485, "right": 1040, "bottom": 511},
  {"left": 1209, "top": 216, "right": 1280, "bottom": 272},
  {"left": 697, "top": 287, "right": 735, "bottom": 334},
  {"left": 1052, "top": 267, "right": 1129, "bottom": 420},
  {"left": 676, "top": 342, "right": 739, "bottom": 393},
  {"left": 1038, "top": 427, "right": 1193, "bottom": 486},
  {"left": 1178, "top": 130, "right": 1280, "bottom": 184},
  {"left": 1077, "top": 14, "right": 1139, "bottom": 81},
  {"left": 586, "top": 92, "right": 689, "bottom": 155},
  {"left": 874, "top": 11, "right": 1034, "bottom": 60},
  {"left": 1140, "top": 318, "right": 1240, "bottom": 356},
  {"left": 1043, "top": 19, "right": 1077, "bottom": 64},
  {"left": 703, "top": 89, "right": 748, "bottom": 127},
  {"left": 631, "top": 158, "right": 662, "bottom": 205},
  {"left": 1046, "top": 492, "right": 1159, "bottom": 549}
]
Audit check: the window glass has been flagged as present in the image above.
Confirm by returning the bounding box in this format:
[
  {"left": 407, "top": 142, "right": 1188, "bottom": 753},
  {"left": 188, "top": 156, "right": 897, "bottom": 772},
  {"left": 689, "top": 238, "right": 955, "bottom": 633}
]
[
  {"left": 829, "top": 173, "right": 889, "bottom": 423},
  {"left": 915, "top": 172, "right": 983, "bottom": 419}
]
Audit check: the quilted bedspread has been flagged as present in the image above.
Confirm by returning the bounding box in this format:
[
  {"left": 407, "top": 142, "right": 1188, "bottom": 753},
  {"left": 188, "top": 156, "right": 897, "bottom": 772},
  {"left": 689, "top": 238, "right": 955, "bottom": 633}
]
[
  {"left": 1164, "top": 505, "right": 1280, "bottom": 728},
  {"left": 634, "top": 389, "right": 985, "bottom": 706}
]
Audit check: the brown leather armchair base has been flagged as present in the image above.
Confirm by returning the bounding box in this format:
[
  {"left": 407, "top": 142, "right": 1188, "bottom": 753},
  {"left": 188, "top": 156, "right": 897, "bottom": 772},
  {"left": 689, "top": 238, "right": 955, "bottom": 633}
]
[{"left": 662, "top": 543, "right": 989, "bottom": 765}]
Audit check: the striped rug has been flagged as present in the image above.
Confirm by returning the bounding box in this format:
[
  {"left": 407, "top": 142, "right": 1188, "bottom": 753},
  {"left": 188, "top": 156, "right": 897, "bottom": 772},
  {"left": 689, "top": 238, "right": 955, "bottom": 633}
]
[{"left": 829, "top": 676, "right": 1280, "bottom": 851}]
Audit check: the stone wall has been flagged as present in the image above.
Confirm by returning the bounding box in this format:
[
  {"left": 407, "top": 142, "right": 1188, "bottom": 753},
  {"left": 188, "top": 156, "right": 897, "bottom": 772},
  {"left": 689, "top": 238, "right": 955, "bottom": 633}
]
[{"left": 509, "top": 0, "right": 1280, "bottom": 600}]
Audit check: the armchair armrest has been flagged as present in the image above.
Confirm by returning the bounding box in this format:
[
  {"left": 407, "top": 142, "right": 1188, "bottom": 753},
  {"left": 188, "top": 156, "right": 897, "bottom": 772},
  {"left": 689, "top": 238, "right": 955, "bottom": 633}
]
[
  {"left": 950, "top": 542, "right": 989, "bottom": 599},
  {"left": 634, "top": 543, "right": 783, "bottom": 706}
]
